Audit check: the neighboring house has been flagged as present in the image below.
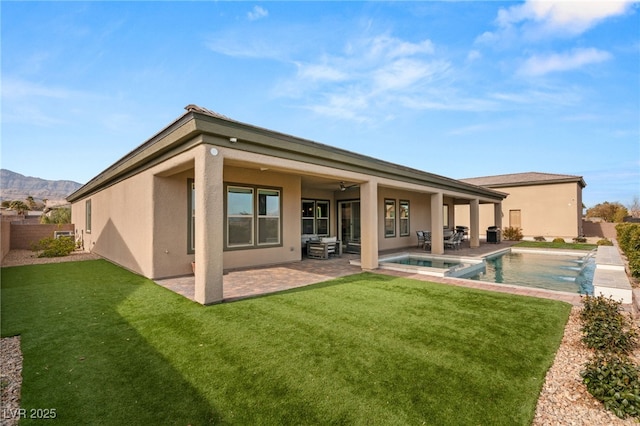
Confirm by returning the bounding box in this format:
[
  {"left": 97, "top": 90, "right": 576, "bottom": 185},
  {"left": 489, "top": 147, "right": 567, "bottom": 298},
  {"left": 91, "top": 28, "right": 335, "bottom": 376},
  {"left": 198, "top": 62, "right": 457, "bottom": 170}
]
[
  {"left": 455, "top": 172, "right": 586, "bottom": 240},
  {"left": 68, "top": 105, "right": 506, "bottom": 304}
]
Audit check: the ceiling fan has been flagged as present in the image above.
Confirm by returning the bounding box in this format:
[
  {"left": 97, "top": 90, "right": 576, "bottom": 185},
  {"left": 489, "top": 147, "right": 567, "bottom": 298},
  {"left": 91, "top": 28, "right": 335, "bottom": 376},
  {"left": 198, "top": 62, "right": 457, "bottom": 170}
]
[{"left": 339, "top": 182, "right": 358, "bottom": 191}]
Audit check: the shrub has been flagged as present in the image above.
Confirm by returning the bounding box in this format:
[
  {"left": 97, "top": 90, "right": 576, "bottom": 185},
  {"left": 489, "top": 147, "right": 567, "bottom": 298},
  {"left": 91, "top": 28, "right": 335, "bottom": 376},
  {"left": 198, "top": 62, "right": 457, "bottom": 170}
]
[
  {"left": 597, "top": 238, "right": 614, "bottom": 246},
  {"left": 534, "top": 236, "right": 546, "bottom": 242},
  {"left": 31, "top": 237, "right": 75, "bottom": 258},
  {"left": 580, "top": 295, "right": 637, "bottom": 354},
  {"left": 552, "top": 237, "right": 565, "bottom": 243},
  {"left": 581, "top": 353, "right": 640, "bottom": 419},
  {"left": 40, "top": 207, "right": 71, "bottom": 224},
  {"left": 502, "top": 226, "right": 523, "bottom": 241},
  {"left": 573, "top": 236, "right": 587, "bottom": 243},
  {"left": 616, "top": 224, "right": 640, "bottom": 278}
]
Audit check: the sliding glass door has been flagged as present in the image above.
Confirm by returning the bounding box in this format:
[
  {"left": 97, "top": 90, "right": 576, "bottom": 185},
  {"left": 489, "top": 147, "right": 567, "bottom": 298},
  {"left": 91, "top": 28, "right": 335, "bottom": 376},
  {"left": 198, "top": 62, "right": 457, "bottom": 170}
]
[{"left": 338, "top": 200, "right": 361, "bottom": 252}]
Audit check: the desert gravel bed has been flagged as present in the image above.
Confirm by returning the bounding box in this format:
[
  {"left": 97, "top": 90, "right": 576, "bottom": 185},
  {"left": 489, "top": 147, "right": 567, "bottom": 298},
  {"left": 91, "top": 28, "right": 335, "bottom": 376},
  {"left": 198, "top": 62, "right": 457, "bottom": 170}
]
[{"left": 1, "top": 250, "right": 638, "bottom": 424}]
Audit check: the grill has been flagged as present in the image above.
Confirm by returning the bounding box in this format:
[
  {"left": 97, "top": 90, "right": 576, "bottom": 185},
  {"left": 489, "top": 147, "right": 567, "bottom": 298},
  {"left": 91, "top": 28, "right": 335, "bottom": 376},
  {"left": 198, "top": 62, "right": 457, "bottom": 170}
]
[{"left": 486, "top": 226, "right": 501, "bottom": 244}]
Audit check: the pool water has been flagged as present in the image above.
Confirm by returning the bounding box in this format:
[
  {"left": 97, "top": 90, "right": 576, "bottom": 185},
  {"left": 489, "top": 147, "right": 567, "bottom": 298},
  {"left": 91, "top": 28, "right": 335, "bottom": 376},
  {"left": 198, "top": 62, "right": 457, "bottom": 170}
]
[{"left": 465, "top": 251, "right": 595, "bottom": 294}]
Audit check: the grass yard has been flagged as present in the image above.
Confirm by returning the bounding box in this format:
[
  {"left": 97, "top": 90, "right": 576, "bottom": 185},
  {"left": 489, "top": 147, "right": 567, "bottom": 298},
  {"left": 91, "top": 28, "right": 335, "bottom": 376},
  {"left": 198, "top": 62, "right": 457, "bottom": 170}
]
[
  {"left": 1, "top": 260, "right": 571, "bottom": 425},
  {"left": 514, "top": 241, "right": 598, "bottom": 251}
]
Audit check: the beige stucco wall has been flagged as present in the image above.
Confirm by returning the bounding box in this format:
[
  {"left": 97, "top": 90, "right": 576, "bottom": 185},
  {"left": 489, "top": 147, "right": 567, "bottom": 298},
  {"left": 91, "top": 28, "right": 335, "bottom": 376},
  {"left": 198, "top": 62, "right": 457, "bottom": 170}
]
[
  {"left": 375, "top": 187, "right": 432, "bottom": 251},
  {"left": 222, "top": 165, "right": 302, "bottom": 271},
  {"left": 455, "top": 182, "right": 582, "bottom": 239},
  {"left": 71, "top": 171, "right": 156, "bottom": 277}
]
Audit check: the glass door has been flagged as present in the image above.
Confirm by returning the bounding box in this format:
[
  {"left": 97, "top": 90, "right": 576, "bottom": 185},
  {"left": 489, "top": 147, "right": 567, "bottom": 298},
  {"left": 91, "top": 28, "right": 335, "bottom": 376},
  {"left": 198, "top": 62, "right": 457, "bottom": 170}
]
[{"left": 339, "top": 200, "right": 361, "bottom": 253}]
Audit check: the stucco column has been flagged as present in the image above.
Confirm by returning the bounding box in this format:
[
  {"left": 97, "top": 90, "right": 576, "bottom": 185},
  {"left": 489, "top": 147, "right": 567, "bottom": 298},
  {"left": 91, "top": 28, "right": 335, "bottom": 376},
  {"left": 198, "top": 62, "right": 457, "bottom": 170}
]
[
  {"left": 194, "top": 144, "right": 224, "bottom": 305},
  {"left": 494, "top": 202, "right": 503, "bottom": 229},
  {"left": 360, "top": 180, "right": 379, "bottom": 270},
  {"left": 430, "top": 192, "right": 444, "bottom": 255},
  {"left": 470, "top": 199, "right": 480, "bottom": 248}
]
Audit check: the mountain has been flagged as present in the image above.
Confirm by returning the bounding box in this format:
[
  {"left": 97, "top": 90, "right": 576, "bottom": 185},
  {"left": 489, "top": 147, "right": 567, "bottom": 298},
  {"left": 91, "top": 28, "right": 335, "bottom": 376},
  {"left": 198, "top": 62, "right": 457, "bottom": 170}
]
[{"left": 0, "top": 169, "right": 82, "bottom": 204}]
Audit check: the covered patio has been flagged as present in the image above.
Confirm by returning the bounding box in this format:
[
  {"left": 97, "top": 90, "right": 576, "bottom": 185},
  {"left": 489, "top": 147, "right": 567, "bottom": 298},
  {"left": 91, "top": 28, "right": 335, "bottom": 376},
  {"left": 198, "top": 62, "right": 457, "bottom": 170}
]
[{"left": 155, "top": 239, "right": 583, "bottom": 306}]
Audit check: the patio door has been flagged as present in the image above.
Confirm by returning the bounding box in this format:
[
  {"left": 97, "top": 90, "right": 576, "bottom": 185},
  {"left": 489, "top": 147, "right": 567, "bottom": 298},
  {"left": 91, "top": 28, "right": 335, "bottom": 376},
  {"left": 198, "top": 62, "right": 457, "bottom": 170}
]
[{"left": 339, "top": 200, "right": 361, "bottom": 252}]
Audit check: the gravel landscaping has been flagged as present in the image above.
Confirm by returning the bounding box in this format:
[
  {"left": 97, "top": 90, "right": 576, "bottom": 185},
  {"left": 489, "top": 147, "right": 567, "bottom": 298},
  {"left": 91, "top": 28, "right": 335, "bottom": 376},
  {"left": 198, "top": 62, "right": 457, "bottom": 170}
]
[{"left": 1, "top": 249, "right": 638, "bottom": 424}]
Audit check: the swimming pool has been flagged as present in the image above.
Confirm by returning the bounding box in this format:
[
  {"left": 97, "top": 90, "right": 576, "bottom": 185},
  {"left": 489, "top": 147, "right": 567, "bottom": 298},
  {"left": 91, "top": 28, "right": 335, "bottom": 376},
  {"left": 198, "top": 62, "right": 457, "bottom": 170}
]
[
  {"left": 464, "top": 249, "right": 595, "bottom": 295},
  {"left": 367, "top": 249, "right": 596, "bottom": 294}
]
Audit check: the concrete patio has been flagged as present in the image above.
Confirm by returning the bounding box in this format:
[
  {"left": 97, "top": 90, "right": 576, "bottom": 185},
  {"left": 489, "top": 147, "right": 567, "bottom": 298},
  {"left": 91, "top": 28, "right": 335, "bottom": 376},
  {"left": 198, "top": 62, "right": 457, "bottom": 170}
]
[{"left": 155, "top": 239, "right": 584, "bottom": 306}]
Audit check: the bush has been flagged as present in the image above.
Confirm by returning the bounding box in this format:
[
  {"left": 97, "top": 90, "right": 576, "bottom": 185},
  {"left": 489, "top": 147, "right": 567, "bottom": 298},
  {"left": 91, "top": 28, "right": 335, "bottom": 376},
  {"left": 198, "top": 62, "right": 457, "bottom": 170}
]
[
  {"left": 581, "top": 353, "right": 640, "bottom": 419},
  {"left": 597, "top": 238, "right": 614, "bottom": 246},
  {"left": 552, "top": 237, "right": 565, "bottom": 243},
  {"left": 580, "top": 294, "right": 640, "bottom": 419},
  {"left": 502, "top": 227, "right": 523, "bottom": 241},
  {"left": 534, "top": 236, "right": 546, "bottom": 242},
  {"left": 580, "top": 295, "right": 637, "bottom": 354},
  {"left": 573, "top": 236, "right": 587, "bottom": 243},
  {"left": 616, "top": 224, "right": 640, "bottom": 278},
  {"left": 40, "top": 207, "right": 71, "bottom": 224},
  {"left": 31, "top": 237, "right": 75, "bottom": 258}
]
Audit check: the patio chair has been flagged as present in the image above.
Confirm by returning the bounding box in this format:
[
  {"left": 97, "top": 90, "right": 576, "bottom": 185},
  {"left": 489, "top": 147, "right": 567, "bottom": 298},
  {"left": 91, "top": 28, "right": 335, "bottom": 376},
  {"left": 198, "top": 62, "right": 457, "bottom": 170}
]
[
  {"left": 307, "top": 237, "right": 338, "bottom": 259},
  {"left": 416, "top": 230, "right": 425, "bottom": 248},
  {"left": 444, "top": 232, "right": 463, "bottom": 250},
  {"left": 321, "top": 237, "right": 338, "bottom": 257},
  {"left": 423, "top": 231, "right": 432, "bottom": 250}
]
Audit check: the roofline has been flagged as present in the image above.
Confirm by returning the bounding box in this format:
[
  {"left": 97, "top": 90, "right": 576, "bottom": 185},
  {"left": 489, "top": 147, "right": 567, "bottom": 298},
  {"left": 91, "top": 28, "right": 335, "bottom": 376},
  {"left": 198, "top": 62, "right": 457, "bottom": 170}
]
[
  {"left": 462, "top": 175, "right": 587, "bottom": 189},
  {"left": 68, "top": 108, "right": 507, "bottom": 202}
]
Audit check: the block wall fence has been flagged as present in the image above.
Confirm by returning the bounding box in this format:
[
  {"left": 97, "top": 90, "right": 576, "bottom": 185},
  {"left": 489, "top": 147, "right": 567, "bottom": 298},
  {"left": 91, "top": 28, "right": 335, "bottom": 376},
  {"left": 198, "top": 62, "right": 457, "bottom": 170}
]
[{"left": 1, "top": 218, "right": 75, "bottom": 262}]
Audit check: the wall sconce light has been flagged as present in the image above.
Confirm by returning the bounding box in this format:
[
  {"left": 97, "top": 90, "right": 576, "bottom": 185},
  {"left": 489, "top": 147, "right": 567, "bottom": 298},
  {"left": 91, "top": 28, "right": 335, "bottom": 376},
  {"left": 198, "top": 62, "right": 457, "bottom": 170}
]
[{"left": 229, "top": 137, "right": 237, "bottom": 143}]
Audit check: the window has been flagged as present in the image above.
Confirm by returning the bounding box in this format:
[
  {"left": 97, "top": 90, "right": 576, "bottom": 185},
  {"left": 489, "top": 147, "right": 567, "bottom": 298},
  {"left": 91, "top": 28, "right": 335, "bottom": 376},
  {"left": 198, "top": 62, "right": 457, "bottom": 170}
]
[
  {"left": 187, "top": 179, "right": 195, "bottom": 253},
  {"left": 85, "top": 199, "right": 92, "bottom": 234},
  {"left": 301, "top": 200, "right": 329, "bottom": 236},
  {"left": 316, "top": 201, "right": 329, "bottom": 235},
  {"left": 385, "top": 199, "right": 396, "bottom": 237},
  {"left": 399, "top": 200, "right": 410, "bottom": 237},
  {"left": 226, "top": 184, "right": 282, "bottom": 249},
  {"left": 227, "top": 186, "right": 254, "bottom": 247},
  {"left": 258, "top": 189, "right": 280, "bottom": 245}
]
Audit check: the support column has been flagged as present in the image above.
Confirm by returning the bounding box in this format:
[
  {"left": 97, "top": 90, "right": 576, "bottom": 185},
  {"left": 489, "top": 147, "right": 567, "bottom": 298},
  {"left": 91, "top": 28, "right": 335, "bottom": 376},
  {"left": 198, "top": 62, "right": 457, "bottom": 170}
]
[
  {"left": 494, "top": 202, "right": 503, "bottom": 229},
  {"left": 470, "top": 199, "right": 480, "bottom": 248},
  {"left": 430, "top": 193, "right": 444, "bottom": 255},
  {"left": 360, "top": 180, "right": 379, "bottom": 270},
  {"left": 194, "top": 145, "right": 224, "bottom": 305}
]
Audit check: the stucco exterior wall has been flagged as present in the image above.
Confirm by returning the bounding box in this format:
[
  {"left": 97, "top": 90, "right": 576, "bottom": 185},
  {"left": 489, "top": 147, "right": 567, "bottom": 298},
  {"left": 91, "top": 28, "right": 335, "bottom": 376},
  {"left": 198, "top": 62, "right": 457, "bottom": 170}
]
[
  {"left": 222, "top": 165, "right": 302, "bottom": 271},
  {"left": 376, "top": 187, "right": 432, "bottom": 251},
  {"left": 455, "top": 182, "right": 582, "bottom": 238},
  {"left": 152, "top": 169, "right": 195, "bottom": 278},
  {"left": 71, "top": 172, "right": 155, "bottom": 277}
]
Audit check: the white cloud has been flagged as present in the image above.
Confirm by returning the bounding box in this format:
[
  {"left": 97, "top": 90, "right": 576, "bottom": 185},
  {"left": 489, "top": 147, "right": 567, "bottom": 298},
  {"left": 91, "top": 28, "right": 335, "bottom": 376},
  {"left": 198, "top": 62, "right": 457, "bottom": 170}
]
[
  {"left": 481, "top": 0, "right": 636, "bottom": 42},
  {"left": 519, "top": 48, "right": 612, "bottom": 75},
  {"left": 247, "top": 6, "right": 268, "bottom": 21},
  {"left": 1, "top": 77, "right": 77, "bottom": 100},
  {"left": 295, "top": 63, "right": 349, "bottom": 82},
  {"left": 466, "top": 50, "right": 482, "bottom": 62},
  {"left": 273, "top": 33, "right": 455, "bottom": 121},
  {"left": 372, "top": 58, "right": 449, "bottom": 92}
]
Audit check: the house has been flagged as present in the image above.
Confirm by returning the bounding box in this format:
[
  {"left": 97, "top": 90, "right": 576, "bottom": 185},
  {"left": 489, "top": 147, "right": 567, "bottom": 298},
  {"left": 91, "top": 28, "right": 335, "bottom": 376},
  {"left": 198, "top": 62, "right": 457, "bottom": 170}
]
[
  {"left": 455, "top": 172, "right": 586, "bottom": 240},
  {"left": 67, "top": 105, "right": 506, "bottom": 304}
]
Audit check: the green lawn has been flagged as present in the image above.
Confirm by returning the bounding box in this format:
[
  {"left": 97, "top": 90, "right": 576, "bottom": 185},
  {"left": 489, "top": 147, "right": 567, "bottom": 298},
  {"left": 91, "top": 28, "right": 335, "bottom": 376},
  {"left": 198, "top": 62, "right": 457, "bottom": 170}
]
[
  {"left": 514, "top": 241, "right": 598, "bottom": 250},
  {"left": 1, "top": 260, "right": 571, "bottom": 425}
]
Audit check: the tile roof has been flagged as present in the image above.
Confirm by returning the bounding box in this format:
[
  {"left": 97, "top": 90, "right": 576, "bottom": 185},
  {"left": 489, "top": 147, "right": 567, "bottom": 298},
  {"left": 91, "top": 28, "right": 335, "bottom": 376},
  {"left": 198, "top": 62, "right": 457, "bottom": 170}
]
[{"left": 460, "top": 172, "right": 586, "bottom": 188}]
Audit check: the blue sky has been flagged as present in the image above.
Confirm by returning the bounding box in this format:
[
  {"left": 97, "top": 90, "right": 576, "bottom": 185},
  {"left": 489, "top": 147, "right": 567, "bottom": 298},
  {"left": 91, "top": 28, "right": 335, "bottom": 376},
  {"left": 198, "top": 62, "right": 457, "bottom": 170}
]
[{"left": 2, "top": 1, "right": 639, "bottom": 208}]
